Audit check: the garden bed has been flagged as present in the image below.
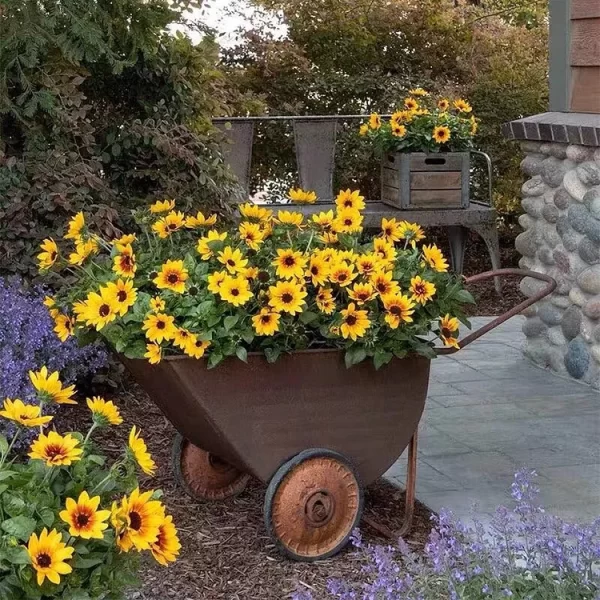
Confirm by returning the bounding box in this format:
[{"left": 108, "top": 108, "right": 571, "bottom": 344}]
[{"left": 57, "top": 381, "right": 433, "bottom": 600}]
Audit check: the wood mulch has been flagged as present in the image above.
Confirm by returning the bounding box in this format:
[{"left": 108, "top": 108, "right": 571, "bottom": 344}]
[{"left": 57, "top": 383, "right": 433, "bottom": 600}]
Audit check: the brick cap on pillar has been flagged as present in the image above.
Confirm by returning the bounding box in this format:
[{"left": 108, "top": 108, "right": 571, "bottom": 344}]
[{"left": 502, "top": 112, "right": 600, "bottom": 147}]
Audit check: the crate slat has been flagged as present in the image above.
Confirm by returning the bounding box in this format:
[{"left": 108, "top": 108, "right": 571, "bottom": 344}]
[
  {"left": 409, "top": 153, "right": 467, "bottom": 172},
  {"left": 410, "top": 189, "right": 463, "bottom": 208},
  {"left": 410, "top": 171, "right": 462, "bottom": 190}
]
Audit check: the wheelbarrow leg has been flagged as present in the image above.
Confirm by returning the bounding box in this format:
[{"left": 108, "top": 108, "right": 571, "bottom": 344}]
[{"left": 397, "top": 430, "right": 418, "bottom": 538}]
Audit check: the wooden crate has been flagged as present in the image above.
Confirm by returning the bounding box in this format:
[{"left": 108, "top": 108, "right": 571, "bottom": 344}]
[{"left": 381, "top": 152, "right": 470, "bottom": 210}]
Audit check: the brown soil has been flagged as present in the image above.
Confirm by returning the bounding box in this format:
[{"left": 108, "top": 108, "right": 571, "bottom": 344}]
[{"left": 58, "top": 383, "right": 433, "bottom": 600}]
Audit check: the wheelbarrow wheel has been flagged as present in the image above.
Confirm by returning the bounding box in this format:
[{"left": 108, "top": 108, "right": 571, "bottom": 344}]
[
  {"left": 172, "top": 434, "right": 250, "bottom": 501},
  {"left": 264, "top": 448, "right": 363, "bottom": 562}
]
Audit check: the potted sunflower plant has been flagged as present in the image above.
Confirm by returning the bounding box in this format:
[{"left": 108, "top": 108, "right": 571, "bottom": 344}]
[
  {"left": 359, "top": 88, "right": 478, "bottom": 210},
  {"left": 0, "top": 367, "right": 180, "bottom": 599}
]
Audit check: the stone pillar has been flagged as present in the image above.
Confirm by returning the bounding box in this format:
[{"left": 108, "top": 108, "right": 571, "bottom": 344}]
[{"left": 503, "top": 113, "right": 600, "bottom": 389}]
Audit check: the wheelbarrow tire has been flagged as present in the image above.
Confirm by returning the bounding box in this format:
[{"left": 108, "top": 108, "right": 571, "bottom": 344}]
[
  {"left": 264, "top": 448, "right": 364, "bottom": 562},
  {"left": 172, "top": 434, "right": 250, "bottom": 502}
]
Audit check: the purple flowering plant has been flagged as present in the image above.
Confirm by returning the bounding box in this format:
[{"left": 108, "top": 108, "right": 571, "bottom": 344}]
[
  {"left": 295, "top": 470, "right": 599, "bottom": 600},
  {"left": 0, "top": 277, "right": 107, "bottom": 443}
]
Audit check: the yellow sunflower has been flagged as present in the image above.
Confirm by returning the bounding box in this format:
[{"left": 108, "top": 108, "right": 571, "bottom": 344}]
[
  {"left": 359, "top": 123, "right": 369, "bottom": 136},
  {"left": 151, "top": 515, "right": 181, "bottom": 566},
  {"left": 153, "top": 260, "right": 189, "bottom": 294},
  {"left": 340, "top": 303, "right": 370, "bottom": 340},
  {"left": 0, "top": 398, "right": 53, "bottom": 428},
  {"left": 288, "top": 187, "right": 317, "bottom": 204},
  {"left": 334, "top": 208, "right": 363, "bottom": 234},
  {"left": 29, "top": 431, "right": 83, "bottom": 466},
  {"left": 311, "top": 210, "right": 335, "bottom": 231},
  {"left": 273, "top": 248, "right": 307, "bottom": 280},
  {"left": 348, "top": 282, "right": 376, "bottom": 305},
  {"left": 373, "top": 237, "right": 397, "bottom": 264},
  {"left": 381, "top": 217, "right": 402, "bottom": 243},
  {"left": 268, "top": 280, "right": 307, "bottom": 314},
  {"left": 391, "top": 123, "right": 407, "bottom": 138},
  {"left": 410, "top": 276, "right": 436, "bottom": 305},
  {"left": 242, "top": 266, "right": 259, "bottom": 283},
  {"left": 65, "top": 212, "right": 85, "bottom": 240},
  {"left": 276, "top": 210, "right": 304, "bottom": 227},
  {"left": 145, "top": 343, "right": 162, "bottom": 365},
  {"left": 142, "top": 312, "right": 176, "bottom": 343},
  {"left": 470, "top": 115, "right": 478, "bottom": 136},
  {"left": 185, "top": 211, "right": 217, "bottom": 228},
  {"left": 27, "top": 528, "right": 74, "bottom": 586},
  {"left": 184, "top": 337, "right": 211, "bottom": 359},
  {"left": 433, "top": 126, "right": 451, "bottom": 144},
  {"left": 238, "top": 221, "right": 265, "bottom": 250},
  {"left": 409, "top": 87, "right": 429, "bottom": 97},
  {"left": 59, "top": 491, "right": 111, "bottom": 540},
  {"left": 422, "top": 244, "right": 449, "bottom": 272},
  {"left": 149, "top": 296, "right": 166, "bottom": 313},
  {"left": 320, "top": 231, "right": 339, "bottom": 245},
  {"left": 151, "top": 211, "right": 186, "bottom": 238},
  {"left": 368, "top": 113, "right": 381, "bottom": 130},
  {"left": 113, "top": 488, "right": 164, "bottom": 551},
  {"left": 404, "top": 97, "right": 419, "bottom": 111},
  {"left": 197, "top": 230, "right": 228, "bottom": 260},
  {"left": 355, "top": 252, "right": 381, "bottom": 276},
  {"left": 38, "top": 238, "right": 59, "bottom": 270},
  {"left": 207, "top": 270, "right": 228, "bottom": 294},
  {"left": 307, "top": 255, "right": 330, "bottom": 286},
  {"left": 398, "top": 221, "right": 425, "bottom": 247},
  {"left": 219, "top": 275, "right": 252, "bottom": 307},
  {"left": 437, "top": 98, "right": 450, "bottom": 111},
  {"left": 78, "top": 289, "right": 119, "bottom": 331},
  {"left": 370, "top": 270, "right": 401, "bottom": 297},
  {"left": 53, "top": 313, "right": 74, "bottom": 342},
  {"left": 104, "top": 279, "right": 137, "bottom": 316},
  {"left": 382, "top": 294, "right": 415, "bottom": 329},
  {"left": 328, "top": 261, "right": 357, "bottom": 287},
  {"left": 239, "top": 202, "right": 273, "bottom": 222},
  {"left": 440, "top": 314, "right": 460, "bottom": 349},
  {"left": 29, "top": 366, "right": 76, "bottom": 405},
  {"left": 173, "top": 327, "right": 193, "bottom": 351},
  {"left": 252, "top": 308, "right": 281, "bottom": 336},
  {"left": 391, "top": 110, "right": 414, "bottom": 124},
  {"left": 217, "top": 246, "right": 249, "bottom": 274},
  {"left": 113, "top": 243, "right": 137, "bottom": 278},
  {"left": 128, "top": 426, "right": 157, "bottom": 476},
  {"left": 68, "top": 238, "right": 98, "bottom": 266},
  {"left": 316, "top": 287, "right": 336, "bottom": 314},
  {"left": 453, "top": 99, "right": 472, "bottom": 113},
  {"left": 149, "top": 199, "right": 175, "bottom": 214},
  {"left": 335, "top": 189, "right": 366, "bottom": 212},
  {"left": 112, "top": 233, "right": 137, "bottom": 251},
  {"left": 86, "top": 397, "right": 123, "bottom": 426}
]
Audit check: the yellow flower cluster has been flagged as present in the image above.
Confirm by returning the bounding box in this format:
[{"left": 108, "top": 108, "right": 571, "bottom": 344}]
[{"left": 0, "top": 366, "right": 180, "bottom": 587}]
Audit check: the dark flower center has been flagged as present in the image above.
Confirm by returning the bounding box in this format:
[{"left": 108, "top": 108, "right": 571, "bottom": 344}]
[
  {"left": 283, "top": 256, "right": 295, "bottom": 267},
  {"left": 346, "top": 315, "right": 357, "bottom": 326},
  {"left": 337, "top": 273, "right": 347, "bottom": 281},
  {"left": 343, "top": 200, "right": 352, "bottom": 207},
  {"left": 282, "top": 293, "right": 293, "bottom": 303},
  {"left": 231, "top": 288, "right": 240, "bottom": 296},
  {"left": 442, "top": 327, "right": 452, "bottom": 337},
  {"left": 195, "top": 341, "right": 204, "bottom": 348},
  {"left": 390, "top": 306, "right": 402, "bottom": 316},
  {"left": 261, "top": 315, "right": 271, "bottom": 324},
  {"left": 167, "top": 223, "right": 178, "bottom": 230},
  {"left": 45, "top": 444, "right": 64, "bottom": 459},
  {"left": 344, "top": 218, "right": 352, "bottom": 226},
  {"left": 157, "top": 321, "right": 166, "bottom": 330},
  {"left": 117, "top": 290, "right": 127, "bottom": 302},
  {"left": 167, "top": 273, "right": 179, "bottom": 284},
  {"left": 358, "top": 293, "right": 369, "bottom": 300},
  {"left": 414, "top": 283, "right": 425, "bottom": 295},
  {"left": 37, "top": 553, "right": 52, "bottom": 568},
  {"left": 50, "top": 251, "right": 57, "bottom": 260},
  {"left": 76, "top": 513, "right": 90, "bottom": 527},
  {"left": 258, "top": 271, "right": 270, "bottom": 282},
  {"left": 377, "top": 283, "right": 387, "bottom": 293},
  {"left": 99, "top": 304, "right": 111, "bottom": 317},
  {"left": 385, "top": 228, "right": 393, "bottom": 235},
  {"left": 129, "top": 511, "right": 142, "bottom": 531},
  {"left": 227, "top": 259, "right": 236, "bottom": 266},
  {"left": 179, "top": 331, "right": 189, "bottom": 338},
  {"left": 311, "top": 266, "right": 319, "bottom": 275},
  {"left": 122, "top": 255, "right": 133, "bottom": 267}
]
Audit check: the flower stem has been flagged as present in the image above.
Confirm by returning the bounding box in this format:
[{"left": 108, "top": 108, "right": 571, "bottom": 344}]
[{"left": 0, "top": 429, "right": 21, "bottom": 469}]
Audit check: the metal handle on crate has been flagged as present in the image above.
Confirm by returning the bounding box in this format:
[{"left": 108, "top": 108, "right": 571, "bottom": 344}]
[
  {"left": 435, "top": 268, "right": 557, "bottom": 355},
  {"left": 470, "top": 150, "right": 493, "bottom": 207}
]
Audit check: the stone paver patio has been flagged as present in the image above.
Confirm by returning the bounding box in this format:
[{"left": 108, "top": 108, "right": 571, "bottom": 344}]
[{"left": 385, "top": 316, "right": 600, "bottom": 524}]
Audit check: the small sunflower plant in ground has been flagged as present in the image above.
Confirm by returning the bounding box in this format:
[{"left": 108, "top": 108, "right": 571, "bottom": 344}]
[
  {"left": 40, "top": 190, "right": 474, "bottom": 369},
  {"left": 359, "top": 88, "right": 478, "bottom": 154},
  {"left": 0, "top": 368, "right": 180, "bottom": 599}
]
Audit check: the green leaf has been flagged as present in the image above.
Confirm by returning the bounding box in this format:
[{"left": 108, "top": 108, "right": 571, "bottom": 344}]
[
  {"left": 0, "top": 435, "right": 7, "bottom": 456},
  {"left": 374, "top": 351, "right": 393, "bottom": 370},
  {"left": 241, "top": 330, "right": 255, "bottom": 345},
  {"left": 345, "top": 347, "right": 367, "bottom": 368},
  {"left": 454, "top": 289, "right": 476, "bottom": 304},
  {"left": 0, "top": 470, "right": 16, "bottom": 482},
  {"left": 235, "top": 347, "right": 248, "bottom": 362},
  {"left": 299, "top": 311, "right": 318, "bottom": 325},
  {"left": 207, "top": 352, "right": 224, "bottom": 369},
  {"left": 74, "top": 556, "right": 105, "bottom": 569},
  {"left": 4, "top": 546, "right": 30, "bottom": 565},
  {"left": 224, "top": 315, "right": 239, "bottom": 331},
  {"left": 264, "top": 347, "right": 281, "bottom": 363},
  {"left": 38, "top": 507, "right": 54, "bottom": 528},
  {"left": 1, "top": 516, "right": 37, "bottom": 540}
]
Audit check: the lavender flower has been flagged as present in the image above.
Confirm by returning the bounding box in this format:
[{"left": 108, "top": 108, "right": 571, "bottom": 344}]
[
  {"left": 297, "top": 470, "right": 599, "bottom": 600},
  {"left": 0, "top": 277, "right": 107, "bottom": 444}
]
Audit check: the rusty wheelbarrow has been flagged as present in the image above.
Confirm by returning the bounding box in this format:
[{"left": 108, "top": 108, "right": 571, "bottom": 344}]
[{"left": 122, "top": 269, "right": 555, "bottom": 561}]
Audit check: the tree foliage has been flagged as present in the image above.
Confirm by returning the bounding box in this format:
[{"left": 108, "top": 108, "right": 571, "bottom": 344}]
[
  {"left": 0, "top": 0, "right": 244, "bottom": 277},
  {"left": 222, "top": 0, "right": 548, "bottom": 217}
]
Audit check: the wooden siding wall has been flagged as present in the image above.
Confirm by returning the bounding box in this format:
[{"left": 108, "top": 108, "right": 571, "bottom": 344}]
[{"left": 570, "top": 0, "right": 600, "bottom": 113}]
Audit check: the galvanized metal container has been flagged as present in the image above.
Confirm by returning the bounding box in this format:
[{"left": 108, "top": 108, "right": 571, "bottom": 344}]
[{"left": 381, "top": 151, "right": 470, "bottom": 210}]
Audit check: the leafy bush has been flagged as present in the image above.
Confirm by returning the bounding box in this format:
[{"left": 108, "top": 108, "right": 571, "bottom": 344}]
[
  {"left": 0, "top": 277, "right": 107, "bottom": 444},
  {"left": 42, "top": 192, "right": 473, "bottom": 369},
  {"left": 0, "top": 0, "right": 244, "bottom": 278},
  {"left": 294, "top": 470, "right": 599, "bottom": 600},
  {"left": 0, "top": 369, "right": 179, "bottom": 598}
]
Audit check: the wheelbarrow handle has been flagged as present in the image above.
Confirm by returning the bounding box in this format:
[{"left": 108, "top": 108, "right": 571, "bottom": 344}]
[{"left": 436, "top": 268, "right": 557, "bottom": 355}]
